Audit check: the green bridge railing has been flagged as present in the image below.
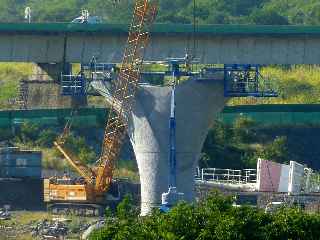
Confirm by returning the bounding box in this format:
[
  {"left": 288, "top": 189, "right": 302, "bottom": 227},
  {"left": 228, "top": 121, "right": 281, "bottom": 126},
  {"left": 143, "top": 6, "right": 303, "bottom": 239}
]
[
  {"left": 0, "top": 104, "right": 320, "bottom": 128},
  {"left": 220, "top": 104, "right": 320, "bottom": 125},
  {"left": 0, "top": 108, "right": 108, "bottom": 128}
]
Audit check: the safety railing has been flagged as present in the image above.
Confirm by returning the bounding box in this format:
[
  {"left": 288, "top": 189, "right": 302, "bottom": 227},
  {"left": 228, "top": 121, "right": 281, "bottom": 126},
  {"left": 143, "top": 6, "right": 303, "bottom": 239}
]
[{"left": 196, "top": 168, "right": 257, "bottom": 184}]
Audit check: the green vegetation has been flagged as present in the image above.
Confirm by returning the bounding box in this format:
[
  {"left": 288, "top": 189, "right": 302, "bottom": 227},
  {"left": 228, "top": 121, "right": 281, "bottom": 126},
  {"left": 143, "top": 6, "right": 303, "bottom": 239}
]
[
  {"left": 63, "top": 134, "right": 97, "bottom": 164},
  {"left": 201, "top": 116, "right": 291, "bottom": 169},
  {"left": 230, "top": 65, "right": 320, "bottom": 105},
  {"left": 0, "top": 63, "right": 32, "bottom": 108},
  {"left": 4, "top": 115, "right": 320, "bottom": 179},
  {"left": 0, "top": 63, "right": 319, "bottom": 107},
  {"left": 0, "top": 121, "right": 138, "bottom": 180},
  {"left": 114, "top": 159, "right": 139, "bottom": 183},
  {"left": 1, "top": 121, "right": 97, "bottom": 170},
  {"left": 90, "top": 192, "right": 320, "bottom": 240},
  {"left": 1, "top": 0, "right": 320, "bottom": 26}
]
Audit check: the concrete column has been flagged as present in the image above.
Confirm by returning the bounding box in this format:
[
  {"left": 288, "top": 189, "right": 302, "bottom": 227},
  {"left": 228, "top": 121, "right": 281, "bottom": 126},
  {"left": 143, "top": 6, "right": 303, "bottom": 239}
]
[
  {"left": 25, "top": 63, "right": 87, "bottom": 108},
  {"left": 30, "top": 63, "right": 68, "bottom": 81},
  {"left": 92, "top": 77, "right": 228, "bottom": 215},
  {"left": 24, "top": 63, "right": 69, "bottom": 108}
]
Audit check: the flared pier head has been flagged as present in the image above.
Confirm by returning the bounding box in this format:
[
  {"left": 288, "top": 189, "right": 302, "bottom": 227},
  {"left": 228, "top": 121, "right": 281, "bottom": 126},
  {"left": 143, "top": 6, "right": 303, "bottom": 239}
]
[{"left": 93, "top": 77, "right": 228, "bottom": 215}]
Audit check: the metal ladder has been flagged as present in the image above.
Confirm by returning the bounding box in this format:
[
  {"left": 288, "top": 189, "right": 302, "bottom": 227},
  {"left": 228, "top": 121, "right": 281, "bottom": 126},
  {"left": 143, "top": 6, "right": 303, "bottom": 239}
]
[{"left": 17, "top": 80, "right": 29, "bottom": 109}]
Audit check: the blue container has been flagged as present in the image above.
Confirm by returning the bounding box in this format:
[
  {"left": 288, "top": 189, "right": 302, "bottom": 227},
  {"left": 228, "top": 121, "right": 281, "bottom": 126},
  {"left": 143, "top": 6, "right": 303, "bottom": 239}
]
[
  {"left": 0, "top": 167, "right": 41, "bottom": 178},
  {"left": 0, "top": 148, "right": 42, "bottom": 178}
]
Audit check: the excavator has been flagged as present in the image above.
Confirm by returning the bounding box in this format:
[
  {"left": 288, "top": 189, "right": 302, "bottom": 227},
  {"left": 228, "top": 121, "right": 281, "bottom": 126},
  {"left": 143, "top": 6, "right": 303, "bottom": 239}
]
[{"left": 44, "top": 0, "right": 158, "bottom": 215}]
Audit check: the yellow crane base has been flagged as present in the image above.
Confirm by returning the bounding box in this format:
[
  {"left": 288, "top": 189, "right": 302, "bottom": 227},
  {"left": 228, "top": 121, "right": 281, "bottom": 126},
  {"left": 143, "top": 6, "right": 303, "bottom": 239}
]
[
  {"left": 44, "top": 179, "right": 105, "bottom": 216},
  {"left": 47, "top": 203, "right": 104, "bottom": 217}
]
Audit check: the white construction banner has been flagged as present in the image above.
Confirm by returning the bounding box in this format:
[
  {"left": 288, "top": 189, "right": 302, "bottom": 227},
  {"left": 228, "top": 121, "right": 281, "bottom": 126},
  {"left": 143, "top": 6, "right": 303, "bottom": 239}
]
[
  {"left": 288, "top": 161, "right": 305, "bottom": 194},
  {"left": 256, "top": 158, "right": 290, "bottom": 192}
]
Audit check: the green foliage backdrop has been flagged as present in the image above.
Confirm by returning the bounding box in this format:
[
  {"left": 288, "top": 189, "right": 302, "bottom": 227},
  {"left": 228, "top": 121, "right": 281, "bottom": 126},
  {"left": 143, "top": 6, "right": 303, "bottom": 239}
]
[
  {"left": 1, "top": 0, "right": 320, "bottom": 25},
  {"left": 89, "top": 192, "right": 320, "bottom": 240}
]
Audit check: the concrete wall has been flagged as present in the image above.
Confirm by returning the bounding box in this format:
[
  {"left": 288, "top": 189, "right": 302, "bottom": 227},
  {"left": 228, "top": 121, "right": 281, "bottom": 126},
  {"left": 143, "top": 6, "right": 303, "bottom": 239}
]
[
  {"left": 23, "top": 81, "right": 72, "bottom": 108},
  {"left": 0, "top": 33, "right": 319, "bottom": 64},
  {"left": 22, "top": 63, "right": 87, "bottom": 108}
]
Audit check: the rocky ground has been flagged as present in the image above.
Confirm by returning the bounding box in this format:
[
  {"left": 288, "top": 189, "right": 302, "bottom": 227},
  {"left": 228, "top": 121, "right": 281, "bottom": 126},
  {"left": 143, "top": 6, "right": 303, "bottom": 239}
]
[{"left": 0, "top": 211, "right": 101, "bottom": 240}]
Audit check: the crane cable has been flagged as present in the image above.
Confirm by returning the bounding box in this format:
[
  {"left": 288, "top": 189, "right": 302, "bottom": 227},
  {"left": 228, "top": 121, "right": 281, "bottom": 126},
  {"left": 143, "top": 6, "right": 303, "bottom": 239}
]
[
  {"left": 57, "top": 69, "right": 91, "bottom": 144},
  {"left": 193, "top": 0, "right": 198, "bottom": 60}
]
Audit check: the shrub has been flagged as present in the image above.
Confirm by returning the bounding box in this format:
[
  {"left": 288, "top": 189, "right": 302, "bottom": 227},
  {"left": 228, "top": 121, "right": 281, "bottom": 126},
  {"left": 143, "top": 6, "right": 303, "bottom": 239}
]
[
  {"left": 0, "top": 128, "right": 13, "bottom": 141},
  {"left": 63, "top": 134, "right": 97, "bottom": 164},
  {"left": 257, "top": 136, "right": 289, "bottom": 164},
  {"left": 233, "top": 116, "right": 257, "bottom": 144},
  {"left": 19, "top": 121, "right": 39, "bottom": 142},
  {"left": 36, "top": 129, "right": 58, "bottom": 147},
  {"left": 89, "top": 191, "right": 320, "bottom": 240}
]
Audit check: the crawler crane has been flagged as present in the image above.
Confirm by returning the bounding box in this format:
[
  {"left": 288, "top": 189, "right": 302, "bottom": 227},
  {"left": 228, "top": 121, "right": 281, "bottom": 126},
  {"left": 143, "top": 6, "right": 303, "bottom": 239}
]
[{"left": 44, "top": 0, "right": 157, "bottom": 215}]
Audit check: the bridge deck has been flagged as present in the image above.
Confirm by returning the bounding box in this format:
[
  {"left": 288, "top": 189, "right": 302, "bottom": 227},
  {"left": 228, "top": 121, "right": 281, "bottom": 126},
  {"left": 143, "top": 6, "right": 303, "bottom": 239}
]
[{"left": 0, "top": 23, "right": 319, "bottom": 63}]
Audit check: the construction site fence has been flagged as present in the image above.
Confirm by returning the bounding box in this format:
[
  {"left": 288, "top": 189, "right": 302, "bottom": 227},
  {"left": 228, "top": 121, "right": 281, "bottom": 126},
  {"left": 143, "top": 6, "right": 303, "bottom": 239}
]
[
  {"left": 195, "top": 167, "right": 257, "bottom": 184},
  {"left": 220, "top": 104, "right": 320, "bottom": 126},
  {"left": 0, "top": 104, "right": 320, "bottom": 128},
  {"left": 0, "top": 108, "right": 108, "bottom": 128}
]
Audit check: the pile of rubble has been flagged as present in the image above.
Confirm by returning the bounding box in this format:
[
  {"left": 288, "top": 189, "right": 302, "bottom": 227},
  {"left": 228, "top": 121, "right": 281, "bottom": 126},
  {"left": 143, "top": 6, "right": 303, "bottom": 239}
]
[
  {"left": 31, "top": 219, "right": 68, "bottom": 240},
  {"left": 81, "top": 219, "right": 105, "bottom": 239},
  {"left": 0, "top": 206, "right": 11, "bottom": 220}
]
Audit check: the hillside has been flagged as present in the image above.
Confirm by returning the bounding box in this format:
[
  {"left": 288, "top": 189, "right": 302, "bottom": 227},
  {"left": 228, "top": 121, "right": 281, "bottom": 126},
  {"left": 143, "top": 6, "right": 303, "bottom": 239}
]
[
  {"left": 1, "top": 0, "right": 320, "bottom": 25},
  {"left": 230, "top": 65, "right": 320, "bottom": 105},
  {"left": 1, "top": 64, "right": 320, "bottom": 108}
]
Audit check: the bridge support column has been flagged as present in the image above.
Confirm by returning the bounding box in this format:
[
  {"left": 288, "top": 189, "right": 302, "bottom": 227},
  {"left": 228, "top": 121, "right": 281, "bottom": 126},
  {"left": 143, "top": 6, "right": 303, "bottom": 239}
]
[
  {"left": 129, "top": 79, "right": 227, "bottom": 215},
  {"left": 30, "top": 62, "right": 70, "bottom": 81},
  {"left": 25, "top": 63, "right": 87, "bottom": 108},
  {"left": 92, "top": 77, "right": 227, "bottom": 215}
]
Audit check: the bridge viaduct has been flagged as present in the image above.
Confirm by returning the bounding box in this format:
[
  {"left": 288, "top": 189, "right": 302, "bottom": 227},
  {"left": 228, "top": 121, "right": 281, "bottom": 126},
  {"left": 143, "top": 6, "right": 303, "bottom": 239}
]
[
  {"left": 3, "top": 22, "right": 320, "bottom": 215},
  {"left": 0, "top": 23, "right": 319, "bottom": 64}
]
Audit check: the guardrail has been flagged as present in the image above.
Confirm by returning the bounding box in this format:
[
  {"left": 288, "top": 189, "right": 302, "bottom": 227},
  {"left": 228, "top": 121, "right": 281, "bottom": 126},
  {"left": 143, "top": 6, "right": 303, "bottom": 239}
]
[{"left": 196, "top": 168, "right": 257, "bottom": 185}]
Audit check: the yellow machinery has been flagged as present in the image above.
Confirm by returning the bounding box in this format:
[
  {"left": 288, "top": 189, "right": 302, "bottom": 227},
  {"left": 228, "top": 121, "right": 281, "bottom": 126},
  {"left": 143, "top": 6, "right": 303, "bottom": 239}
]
[{"left": 44, "top": 0, "right": 157, "bottom": 215}]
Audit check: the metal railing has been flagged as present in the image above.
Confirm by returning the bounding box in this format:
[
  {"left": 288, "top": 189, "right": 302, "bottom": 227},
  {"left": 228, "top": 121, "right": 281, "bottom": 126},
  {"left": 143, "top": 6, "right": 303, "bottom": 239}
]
[{"left": 196, "top": 168, "right": 257, "bottom": 184}]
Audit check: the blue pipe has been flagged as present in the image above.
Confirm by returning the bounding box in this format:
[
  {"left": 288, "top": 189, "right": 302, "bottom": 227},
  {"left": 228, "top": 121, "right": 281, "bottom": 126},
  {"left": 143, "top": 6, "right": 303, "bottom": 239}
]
[
  {"left": 169, "top": 85, "right": 176, "bottom": 188},
  {"left": 168, "top": 63, "right": 177, "bottom": 188}
]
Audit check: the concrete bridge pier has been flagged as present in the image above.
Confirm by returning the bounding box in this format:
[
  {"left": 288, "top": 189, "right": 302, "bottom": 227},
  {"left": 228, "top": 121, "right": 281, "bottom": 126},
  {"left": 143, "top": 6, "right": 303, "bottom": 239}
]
[
  {"left": 30, "top": 62, "right": 70, "bottom": 81},
  {"left": 128, "top": 78, "right": 228, "bottom": 215},
  {"left": 93, "top": 77, "right": 228, "bottom": 215},
  {"left": 24, "top": 62, "right": 87, "bottom": 108}
]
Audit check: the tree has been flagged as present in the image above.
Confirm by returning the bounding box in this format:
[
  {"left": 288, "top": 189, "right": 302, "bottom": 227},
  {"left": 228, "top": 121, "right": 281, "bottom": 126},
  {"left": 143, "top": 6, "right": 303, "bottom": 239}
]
[
  {"left": 249, "top": 7, "right": 289, "bottom": 25},
  {"left": 19, "top": 121, "right": 39, "bottom": 142},
  {"left": 257, "top": 136, "right": 289, "bottom": 164},
  {"left": 89, "top": 190, "right": 320, "bottom": 240},
  {"left": 0, "top": 0, "right": 318, "bottom": 26},
  {"left": 63, "top": 134, "right": 97, "bottom": 164},
  {"left": 233, "top": 116, "right": 257, "bottom": 144},
  {"left": 36, "top": 129, "right": 58, "bottom": 147}
]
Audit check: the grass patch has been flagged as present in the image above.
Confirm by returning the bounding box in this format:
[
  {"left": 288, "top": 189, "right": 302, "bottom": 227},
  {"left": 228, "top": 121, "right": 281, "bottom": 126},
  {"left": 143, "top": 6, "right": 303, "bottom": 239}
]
[
  {"left": 229, "top": 65, "right": 320, "bottom": 105},
  {"left": 114, "top": 159, "right": 139, "bottom": 183},
  {"left": 0, "top": 63, "right": 33, "bottom": 108}
]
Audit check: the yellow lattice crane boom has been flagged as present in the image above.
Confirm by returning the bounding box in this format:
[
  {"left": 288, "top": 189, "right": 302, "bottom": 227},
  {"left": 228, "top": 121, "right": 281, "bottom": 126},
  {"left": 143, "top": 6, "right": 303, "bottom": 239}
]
[
  {"left": 44, "top": 0, "right": 157, "bottom": 215},
  {"left": 95, "top": 1, "right": 157, "bottom": 194}
]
